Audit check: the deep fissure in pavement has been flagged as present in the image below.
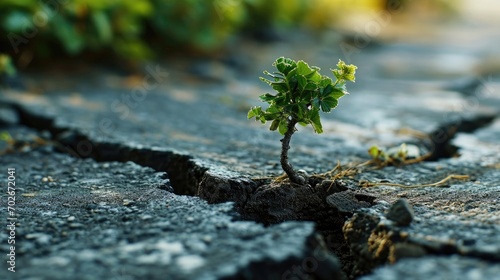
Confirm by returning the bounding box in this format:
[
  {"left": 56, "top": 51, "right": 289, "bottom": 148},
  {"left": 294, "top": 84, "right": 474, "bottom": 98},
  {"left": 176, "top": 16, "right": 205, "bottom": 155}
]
[
  {"left": 426, "top": 114, "right": 496, "bottom": 161},
  {"left": 13, "top": 104, "right": 207, "bottom": 195},
  {"left": 9, "top": 103, "right": 361, "bottom": 277},
  {"left": 12, "top": 101, "right": 496, "bottom": 194},
  {"left": 8, "top": 102, "right": 499, "bottom": 279}
]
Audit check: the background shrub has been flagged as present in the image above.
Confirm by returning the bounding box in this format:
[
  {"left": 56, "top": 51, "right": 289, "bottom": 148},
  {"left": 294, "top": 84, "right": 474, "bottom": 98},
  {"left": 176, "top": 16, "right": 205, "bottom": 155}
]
[{"left": 0, "top": 0, "right": 393, "bottom": 63}]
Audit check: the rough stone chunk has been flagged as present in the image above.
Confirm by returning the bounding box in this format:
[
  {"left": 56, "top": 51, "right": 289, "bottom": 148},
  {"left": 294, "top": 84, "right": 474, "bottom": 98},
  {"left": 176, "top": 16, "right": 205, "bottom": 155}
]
[
  {"left": 198, "top": 169, "right": 257, "bottom": 209},
  {"left": 386, "top": 198, "right": 414, "bottom": 226},
  {"left": 326, "top": 191, "right": 371, "bottom": 214}
]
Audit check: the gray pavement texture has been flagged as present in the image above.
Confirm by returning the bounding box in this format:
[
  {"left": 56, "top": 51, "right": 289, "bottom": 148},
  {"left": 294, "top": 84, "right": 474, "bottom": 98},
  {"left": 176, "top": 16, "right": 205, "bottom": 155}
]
[
  {"left": 360, "top": 255, "right": 500, "bottom": 280},
  {"left": 1, "top": 23, "right": 500, "bottom": 280},
  {"left": 0, "top": 128, "right": 343, "bottom": 280}
]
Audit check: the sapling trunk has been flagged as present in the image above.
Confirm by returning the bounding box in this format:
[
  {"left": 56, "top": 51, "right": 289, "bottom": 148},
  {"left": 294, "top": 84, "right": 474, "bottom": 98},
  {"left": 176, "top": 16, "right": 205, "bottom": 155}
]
[{"left": 280, "top": 118, "right": 305, "bottom": 185}]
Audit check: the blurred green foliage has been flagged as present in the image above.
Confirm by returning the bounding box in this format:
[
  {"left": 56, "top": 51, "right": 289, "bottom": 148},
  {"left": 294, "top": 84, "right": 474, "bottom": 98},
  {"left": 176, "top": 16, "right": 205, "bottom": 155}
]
[
  {"left": 0, "top": 0, "right": 155, "bottom": 60},
  {"left": 0, "top": 0, "right": 324, "bottom": 60},
  {"left": 0, "top": 0, "right": 366, "bottom": 62},
  {"left": 0, "top": 0, "right": 462, "bottom": 65},
  {"left": 0, "top": 54, "right": 16, "bottom": 76}
]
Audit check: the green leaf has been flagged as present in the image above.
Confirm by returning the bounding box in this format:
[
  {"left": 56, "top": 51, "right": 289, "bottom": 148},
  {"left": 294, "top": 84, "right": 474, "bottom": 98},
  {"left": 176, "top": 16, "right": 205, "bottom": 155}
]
[
  {"left": 259, "top": 77, "right": 273, "bottom": 86},
  {"left": 321, "top": 84, "right": 333, "bottom": 97},
  {"left": 270, "top": 119, "right": 279, "bottom": 131},
  {"left": 284, "top": 103, "right": 305, "bottom": 120},
  {"left": 320, "top": 96, "right": 338, "bottom": 112},
  {"left": 52, "top": 15, "right": 85, "bottom": 55},
  {"left": 91, "top": 11, "right": 112, "bottom": 44},
  {"left": 275, "top": 57, "right": 287, "bottom": 73},
  {"left": 274, "top": 57, "right": 296, "bottom": 75},
  {"left": 263, "top": 70, "right": 284, "bottom": 81},
  {"left": 278, "top": 119, "right": 289, "bottom": 135},
  {"left": 319, "top": 76, "right": 333, "bottom": 88},
  {"left": 330, "top": 88, "right": 345, "bottom": 99},
  {"left": 247, "top": 106, "right": 262, "bottom": 119},
  {"left": 308, "top": 71, "right": 322, "bottom": 83},
  {"left": 0, "top": 55, "right": 16, "bottom": 77},
  {"left": 262, "top": 104, "right": 283, "bottom": 121},
  {"left": 271, "top": 82, "right": 288, "bottom": 93},
  {"left": 297, "top": 102, "right": 308, "bottom": 119},
  {"left": 308, "top": 109, "right": 323, "bottom": 134},
  {"left": 267, "top": 104, "right": 281, "bottom": 114},
  {"left": 259, "top": 93, "right": 276, "bottom": 102},
  {"left": 297, "top": 74, "right": 307, "bottom": 91},
  {"left": 312, "top": 97, "right": 321, "bottom": 110},
  {"left": 286, "top": 68, "right": 297, "bottom": 83},
  {"left": 300, "top": 90, "right": 314, "bottom": 103},
  {"left": 296, "top": 60, "right": 315, "bottom": 76},
  {"left": 263, "top": 112, "right": 278, "bottom": 121},
  {"left": 274, "top": 95, "right": 287, "bottom": 107},
  {"left": 0, "top": 131, "right": 13, "bottom": 142},
  {"left": 368, "top": 146, "right": 383, "bottom": 159},
  {"left": 304, "top": 83, "right": 317, "bottom": 91}
]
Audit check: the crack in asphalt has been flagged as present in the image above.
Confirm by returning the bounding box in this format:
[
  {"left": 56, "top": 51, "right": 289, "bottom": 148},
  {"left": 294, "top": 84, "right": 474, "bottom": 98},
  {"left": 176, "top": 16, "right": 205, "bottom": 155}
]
[{"left": 11, "top": 103, "right": 209, "bottom": 196}]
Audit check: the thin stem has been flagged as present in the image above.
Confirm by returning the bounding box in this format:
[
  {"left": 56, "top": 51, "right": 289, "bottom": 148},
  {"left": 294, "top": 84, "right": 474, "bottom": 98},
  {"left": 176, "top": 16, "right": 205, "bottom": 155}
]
[
  {"left": 332, "top": 78, "right": 344, "bottom": 88},
  {"left": 280, "top": 118, "right": 305, "bottom": 185}
]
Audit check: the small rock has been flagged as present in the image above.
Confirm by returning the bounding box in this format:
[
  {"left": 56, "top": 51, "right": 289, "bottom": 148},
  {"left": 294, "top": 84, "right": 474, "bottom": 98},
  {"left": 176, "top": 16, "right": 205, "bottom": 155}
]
[
  {"left": 123, "top": 199, "right": 135, "bottom": 206},
  {"left": 186, "top": 240, "right": 208, "bottom": 252},
  {"left": 77, "top": 249, "right": 100, "bottom": 261},
  {"left": 137, "top": 253, "right": 171, "bottom": 265},
  {"left": 25, "top": 233, "right": 52, "bottom": 245},
  {"left": 67, "top": 216, "right": 76, "bottom": 222},
  {"left": 140, "top": 214, "right": 152, "bottom": 221},
  {"left": 154, "top": 221, "right": 172, "bottom": 230},
  {"left": 176, "top": 255, "right": 206, "bottom": 271},
  {"left": 156, "top": 241, "right": 184, "bottom": 254},
  {"left": 198, "top": 170, "right": 257, "bottom": 209},
  {"left": 386, "top": 199, "right": 414, "bottom": 226},
  {"left": 69, "top": 223, "right": 84, "bottom": 229},
  {"left": 297, "top": 169, "right": 310, "bottom": 178},
  {"left": 201, "top": 235, "right": 213, "bottom": 243}
]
